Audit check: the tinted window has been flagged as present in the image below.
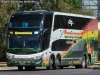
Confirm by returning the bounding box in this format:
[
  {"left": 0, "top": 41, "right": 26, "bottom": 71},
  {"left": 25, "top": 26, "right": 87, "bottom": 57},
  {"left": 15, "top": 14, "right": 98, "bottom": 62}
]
[
  {"left": 43, "top": 14, "right": 53, "bottom": 28},
  {"left": 9, "top": 14, "right": 43, "bottom": 28},
  {"left": 42, "top": 14, "right": 53, "bottom": 50},
  {"left": 52, "top": 39, "right": 72, "bottom": 51},
  {"left": 53, "top": 15, "right": 91, "bottom": 30}
]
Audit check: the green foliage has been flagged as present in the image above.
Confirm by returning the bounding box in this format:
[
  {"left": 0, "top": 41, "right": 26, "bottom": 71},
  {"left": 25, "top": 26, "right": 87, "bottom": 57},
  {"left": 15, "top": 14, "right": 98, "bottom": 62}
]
[
  {"left": 98, "top": 52, "right": 100, "bottom": 61},
  {"left": 78, "top": 8, "right": 94, "bottom": 16},
  {"left": 19, "top": 0, "right": 35, "bottom": 11},
  {"left": 65, "top": 0, "right": 81, "bottom": 10},
  {"left": 41, "top": 0, "right": 72, "bottom": 12},
  {"left": 41, "top": 0, "right": 94, "bottom": 16},
  {"left": 0, "top": 2, "right": 18, "bottom": 61}
]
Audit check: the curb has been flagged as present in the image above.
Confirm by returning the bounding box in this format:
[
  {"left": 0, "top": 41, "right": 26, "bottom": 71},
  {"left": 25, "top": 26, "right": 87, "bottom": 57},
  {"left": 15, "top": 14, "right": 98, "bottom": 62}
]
[
  {"left": 96, "top": 61, "right": 100, "bottom": 63},
  {"left": 94, "top": 63, "right": 100, "bottom": 65},
  {"left": 0, "top": 64, "right": 7, "bottom": 67},
  {"left": 0, "top": 62, "right": 7, "bottom": 67},
  {"left": 0, "top": 62, "right": 7, "bottom": 63},
  {"left": 87, "top": 65, "right": 100, "bottom": 69}
]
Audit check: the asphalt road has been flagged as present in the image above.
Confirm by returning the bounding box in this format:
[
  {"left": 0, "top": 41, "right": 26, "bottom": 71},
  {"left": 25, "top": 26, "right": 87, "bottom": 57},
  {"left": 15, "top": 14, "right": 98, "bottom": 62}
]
[{"left": 0, "top": 67, "right": 100, "bottom": 75}]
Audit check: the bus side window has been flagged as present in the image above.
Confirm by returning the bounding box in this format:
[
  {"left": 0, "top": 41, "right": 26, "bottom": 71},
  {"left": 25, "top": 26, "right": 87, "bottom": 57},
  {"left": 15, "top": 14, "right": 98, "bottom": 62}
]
[
  {"left": 53, "top": 15, "right": 62, "bottom": 30},
  {"left": 43, "top": 14, "right": 52, "bottom": 28},
  {"left": 54, "top": 15, "right": 91, "bottom": 30}
]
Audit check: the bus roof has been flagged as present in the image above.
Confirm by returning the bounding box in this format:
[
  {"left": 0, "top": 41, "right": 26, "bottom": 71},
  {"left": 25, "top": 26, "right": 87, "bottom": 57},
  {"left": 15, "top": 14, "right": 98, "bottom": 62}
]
[
  {"left": 13, "top": 10, "right": 53, "bottom": 15},
  {"left": 13, "top": 10, "right": 96, "bottom": 19},
  {"left": 54, "top": 12, "right": 96, "bottom": 19}
]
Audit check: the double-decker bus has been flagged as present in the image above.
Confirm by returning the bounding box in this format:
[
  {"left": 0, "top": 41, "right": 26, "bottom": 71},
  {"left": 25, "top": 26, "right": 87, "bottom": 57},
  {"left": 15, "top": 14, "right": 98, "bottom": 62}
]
[{"left": 6, "top": 10, "right": 98, "bottom": 71}]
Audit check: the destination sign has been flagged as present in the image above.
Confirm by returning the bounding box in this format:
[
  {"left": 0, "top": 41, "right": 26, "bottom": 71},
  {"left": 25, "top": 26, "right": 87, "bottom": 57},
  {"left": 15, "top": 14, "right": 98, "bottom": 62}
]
[{"left": 15, "top": 32, "right": 32, "bottom": 35}]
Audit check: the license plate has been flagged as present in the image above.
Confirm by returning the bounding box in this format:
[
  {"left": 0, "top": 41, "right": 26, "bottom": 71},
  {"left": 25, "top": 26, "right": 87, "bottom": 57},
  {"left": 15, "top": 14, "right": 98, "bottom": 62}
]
[
  {"left": 16, "top": 56, "right": 28, "bottom": 58},
  {"left": 20, "top": 62, "right": 25, "bottom": 65}
]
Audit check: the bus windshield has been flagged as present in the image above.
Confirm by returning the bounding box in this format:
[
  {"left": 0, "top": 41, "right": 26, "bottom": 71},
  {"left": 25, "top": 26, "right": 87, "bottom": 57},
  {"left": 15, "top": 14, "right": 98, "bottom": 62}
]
[
  {"left": 9, "top": 14, "right": 43, "bottom": 28},
  {"left": 8, "top": 35, "right": 41, "bottom": 52}
]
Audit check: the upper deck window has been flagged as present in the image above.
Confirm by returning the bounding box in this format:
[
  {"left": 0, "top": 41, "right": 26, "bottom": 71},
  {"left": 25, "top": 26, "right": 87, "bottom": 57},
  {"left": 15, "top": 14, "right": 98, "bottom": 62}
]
[
  {"left": 54, "top": 15, "right": 91, "bottom": 30},
  {"left": 9, "top": 14, "right": 43, "bottom": 28}
]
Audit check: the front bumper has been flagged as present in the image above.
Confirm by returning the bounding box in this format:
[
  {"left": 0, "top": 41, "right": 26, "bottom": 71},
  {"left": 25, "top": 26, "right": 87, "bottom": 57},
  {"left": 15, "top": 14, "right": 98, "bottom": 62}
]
[
  {"left": 6, "top": 53, "right": 42, "bottom": 66},
  {"left": 7, "top": 58, "right": 42, "bottom": 66}
]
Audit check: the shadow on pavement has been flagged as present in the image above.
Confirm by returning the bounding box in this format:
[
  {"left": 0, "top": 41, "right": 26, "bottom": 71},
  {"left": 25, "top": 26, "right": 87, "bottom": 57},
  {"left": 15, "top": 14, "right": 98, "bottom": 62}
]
[{"left": 0, "top": 66, "right": 81, "bottom": 72}]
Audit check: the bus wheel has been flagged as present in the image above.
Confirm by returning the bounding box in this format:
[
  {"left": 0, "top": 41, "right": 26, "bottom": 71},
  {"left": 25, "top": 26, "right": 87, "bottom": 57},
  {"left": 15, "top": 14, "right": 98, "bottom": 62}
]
[
  {"left": 86, "top": 56, "right": 91, "bottom": 68},
  {"left": 32, "top": 66, "right": 36, "bottom": 70},
  {"left": 47, "top": 57, "right": 53, "bottom": 70},
  {"left": 57, "top": 58, "right": 61, "bottom": 69},
  {"left": 52, "top": 63, "right": 57, "bottom": 70},
  {"left": 29, "top": 66, "right": 36, "bottom": 70},
  {"left": 81, "top": 56, "right": 86, "bottom": 69},
  {"left": 53, "top": 58, "right": 60, "bottom": 70},
  {"left": 25, "top": 66, "right": 30, "bottom": 71},
  {"left": 60, "top": 66, "right": 63, "bottom": 69},
  {"left": 75, "top": 65, "right": 80, "bottom": 68},
  {"left": 18, "top": 66, "right": 23, "bottom": 71}
]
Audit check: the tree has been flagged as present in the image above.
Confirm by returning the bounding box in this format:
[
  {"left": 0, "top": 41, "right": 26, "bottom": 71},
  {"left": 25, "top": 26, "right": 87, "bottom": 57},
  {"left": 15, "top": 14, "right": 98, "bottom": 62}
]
[
  {"left": 41, "top": 0, "right": 94, "bottom": 16},
  {"left": 19, "top": 0, "right": 36, "bottom": 11},
  {"left": 65, "top": 0, "right": 81, "bottom": 10},
  {"left": 0, "top": 1, "right": 18, "bottom": 61},
  {"left": 41, "top": 0, "right": 72, "bottom": 13}
]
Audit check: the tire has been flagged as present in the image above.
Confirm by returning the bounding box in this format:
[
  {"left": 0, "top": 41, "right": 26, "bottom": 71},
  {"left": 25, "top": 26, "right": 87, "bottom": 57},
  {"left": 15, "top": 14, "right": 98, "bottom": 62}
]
[
  {"left": 29, "top": 66, "right": 36, "bottom": 69},
  {"left": 81, "top": 56, "right": 86, "bottom": 69},
  {"left": 75, "top": 56, "right": 86, "bottom": 69},
  {"left": 18, "top": 66, "right": 23, "bottom": 71},
  {"left": 32, "top": 66, "right": 36, "bottom": 70},
  {"left": 60, "top": 66, "right": 63, "bottom": 69},
  {"left": 25, "top": 66, "right": 30, "bottom": 71},
  {"left": 75, "top": 65, "right": 81, "bottom": 68},
  {"left": 86, "top": 56, "right": 91, "bottom": 68},
  {"left": 47, "top": 57, "right": 53, "bottom": 70},
  {"left": 53, "top": 57, "right": 61, "bottom": 70},
  {"left": 52, "top": 60, "right": 58, "bottom": 70}
]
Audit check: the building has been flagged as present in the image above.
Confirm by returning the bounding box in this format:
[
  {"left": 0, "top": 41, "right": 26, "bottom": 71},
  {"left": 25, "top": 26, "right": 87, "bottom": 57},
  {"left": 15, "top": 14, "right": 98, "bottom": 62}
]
[{"left": 81, "top": 0, "right": 100, "bottom": 18}]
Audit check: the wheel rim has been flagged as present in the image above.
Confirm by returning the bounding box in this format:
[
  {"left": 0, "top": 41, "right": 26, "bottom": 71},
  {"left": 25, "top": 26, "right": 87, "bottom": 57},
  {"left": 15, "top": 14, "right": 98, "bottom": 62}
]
[
  {"left": 57, "top": 59, "right": 60, "bottom": 69},
  {"left": 87, "top": 58, "right": 90, "bottom": 66},
  {"left": 82, "top": 58, "right": 85, "bottom": 68}
]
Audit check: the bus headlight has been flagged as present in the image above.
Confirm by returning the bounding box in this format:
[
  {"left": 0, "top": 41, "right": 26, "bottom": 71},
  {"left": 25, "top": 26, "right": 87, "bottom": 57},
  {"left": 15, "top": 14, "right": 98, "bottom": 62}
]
[
  {"left": 36, "top": 55, "right": 41, "bottom": 59},
  {"left": 36, "top": 53, "right": 42, "bottom": 59},
  {"left": 6, "top": 53, "right": 11, "bottom": 58},
  {"left": 6, "top": 52, "right": 14, "bottom": 59},
  {"left": 31, "top": 53, "right": 42, "bottom": 59},
  {"left": 37, "top": 53, "right": 42, "bottom": 59}
]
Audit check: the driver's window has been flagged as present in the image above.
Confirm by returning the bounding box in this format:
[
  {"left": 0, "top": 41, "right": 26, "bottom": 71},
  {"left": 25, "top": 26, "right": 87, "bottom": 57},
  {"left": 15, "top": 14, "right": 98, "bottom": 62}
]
[
  {"left": 42, "top": 14, "right": 53, "bottom": 50},
  {"left": 43, "top": 14, "right": 52, "bottom": 28}
]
